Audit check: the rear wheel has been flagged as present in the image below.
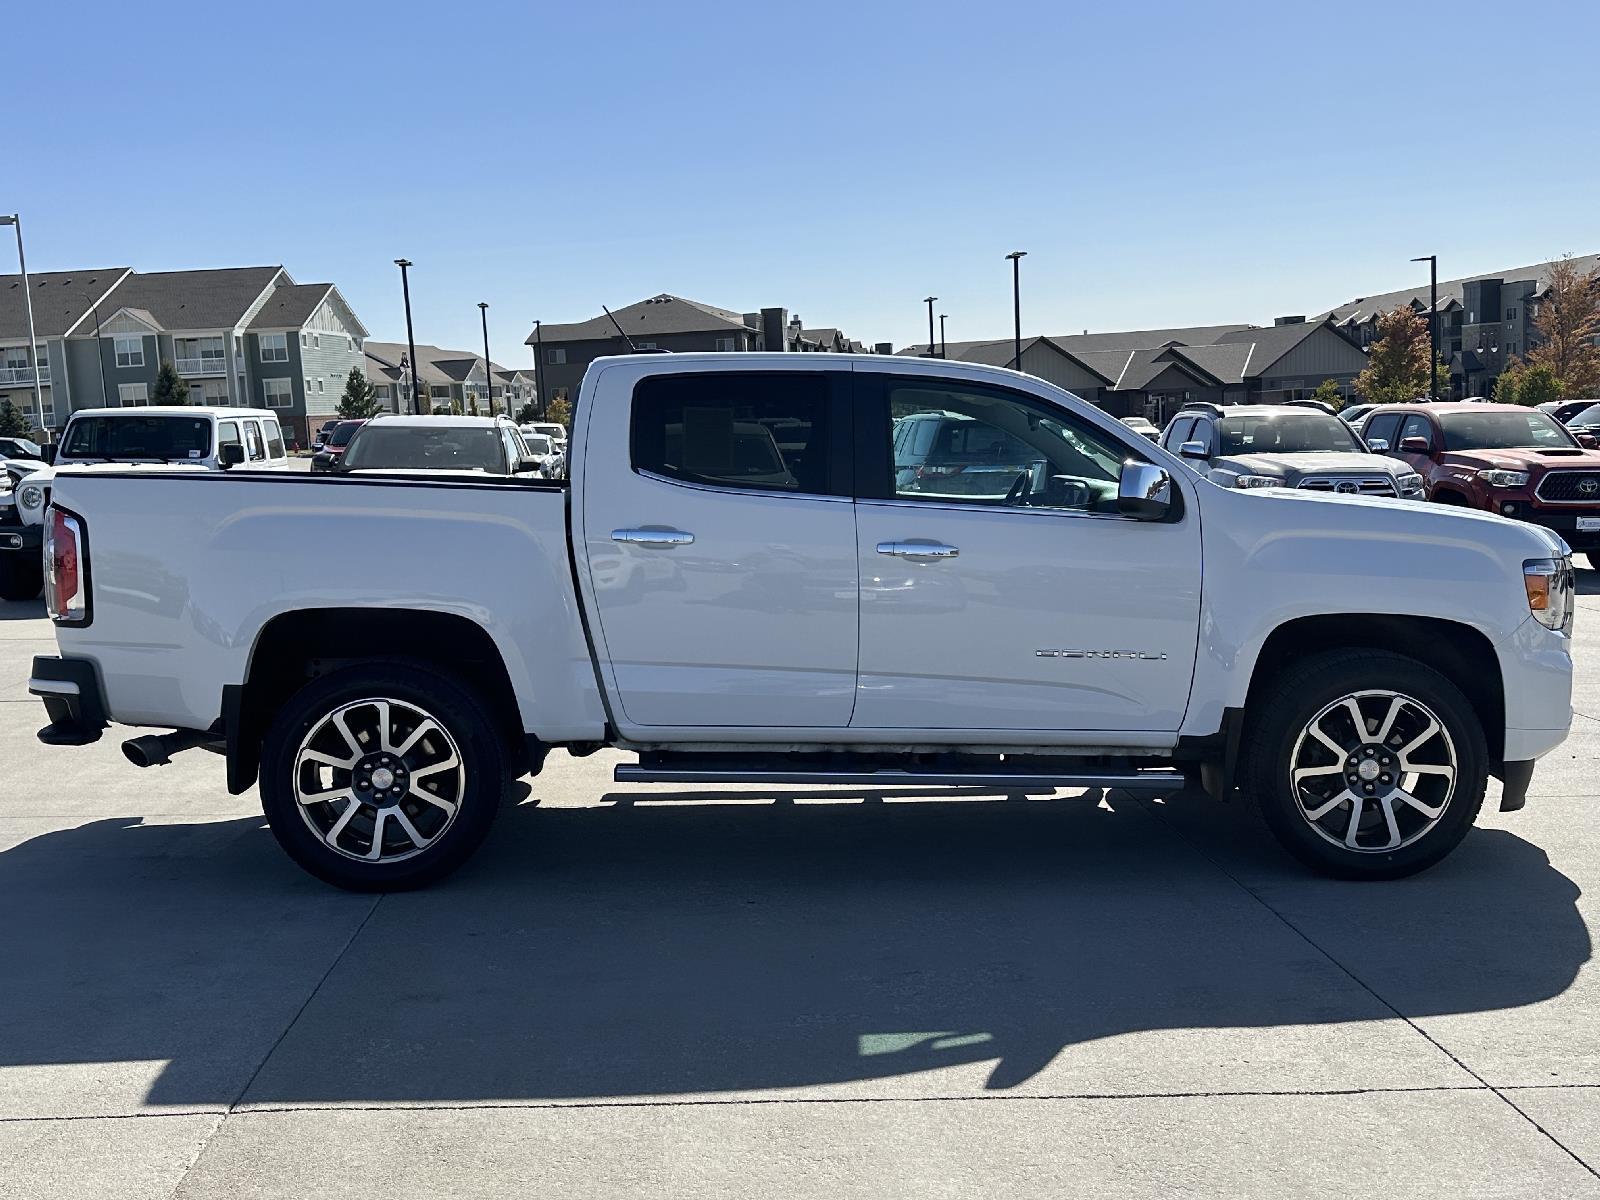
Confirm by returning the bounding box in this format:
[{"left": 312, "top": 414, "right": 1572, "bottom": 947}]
[
  {"left": 259, "top": 663, "right": 506, "bottom": 891},
  {"left": 1241, "top": 649, "right": 1486, "bottom": 879},
  {"left": 0, "top": 555, "right": 43, "bottom": 602}
]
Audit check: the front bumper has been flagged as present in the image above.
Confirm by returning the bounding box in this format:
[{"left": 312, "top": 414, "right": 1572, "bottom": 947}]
[
  {"left": 1487, "top": 499, "right": 1600, "bottom": 550},
  {"left": 0, "top": 522, "right": 42, "bottom": 553},
  {"left": 28, "top": 655, "right": 108, "bottom": 746}
]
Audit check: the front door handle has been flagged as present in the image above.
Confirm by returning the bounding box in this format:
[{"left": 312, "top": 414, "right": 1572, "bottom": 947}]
[
  {"left": 876, "top": 540, "right": 959, "bottom": 560},
  {"left": 613, "top": 528, "right": 695, "bottom": 547}
]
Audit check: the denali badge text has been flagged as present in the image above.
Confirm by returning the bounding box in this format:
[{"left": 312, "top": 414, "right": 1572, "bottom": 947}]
[{"left": 1035, "top": 648, "right": 1169, "bottom": 661}]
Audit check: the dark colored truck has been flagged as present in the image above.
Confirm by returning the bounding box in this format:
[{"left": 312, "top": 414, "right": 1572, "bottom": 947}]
[{"left": 1361, "top": 402, "right": 1600, "bottom": 565}]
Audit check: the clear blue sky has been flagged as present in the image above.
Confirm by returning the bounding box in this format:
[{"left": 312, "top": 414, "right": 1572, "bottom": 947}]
[{"left": 5, "top": 0, "right": 1598, "bottom": 360}]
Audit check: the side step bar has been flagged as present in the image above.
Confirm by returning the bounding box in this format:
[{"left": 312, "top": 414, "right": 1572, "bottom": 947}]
[{"left": 614, "top": 762, "right": 1186, "bottom": 792}]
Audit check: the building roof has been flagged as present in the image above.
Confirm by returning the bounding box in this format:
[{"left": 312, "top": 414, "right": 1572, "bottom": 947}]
[
  {"left": 364, "top": 341, "right": 490, "bottom": 388},
  {"left": 246, "top": 283, "right": 333, "bottom": 330},
  {"left": 529, "top": 293, "right": 755, "bottom": 344},
  {"left": 97, "top": 266, "right": 285, "bottom": 332},
  {"left": 0, "top": 268, "right": 131, "bottom": 339},
  {"left": 1321, "top": 253, "right": 1600, "bottom": 325},
  {"left": 1048, "top": 323, "right": 1256, "bottom": 352},
  {"left": 1164, "top": 342, "right": 1255, "bottom": 385}
]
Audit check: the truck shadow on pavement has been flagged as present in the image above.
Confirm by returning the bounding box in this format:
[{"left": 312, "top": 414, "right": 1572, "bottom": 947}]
[{"left": 0, "top": 790, "right": 1587, "bottom": 1109}]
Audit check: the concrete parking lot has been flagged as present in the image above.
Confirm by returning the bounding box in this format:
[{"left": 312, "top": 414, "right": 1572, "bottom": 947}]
[{"left": 2, "top": 584, "right": 1599, "bottom": 1199}]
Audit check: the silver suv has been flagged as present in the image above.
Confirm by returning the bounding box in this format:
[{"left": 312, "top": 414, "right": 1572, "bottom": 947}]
[{"left": 1160, "top": 401, "right": 1425, "bottom": 498}]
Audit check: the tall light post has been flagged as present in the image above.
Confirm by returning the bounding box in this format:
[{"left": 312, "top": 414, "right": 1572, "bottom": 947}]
[
  {"left": 88, "top": 295, "right": 110, "bottom": 405},
  {"left": 923, "top": 296, "right": 938, "bottom": 358},
  {"left": 394, "top": 259, "right": 422, "bottom": 414},
  {"left": 477, "top": 301, "right": 493, "bottom": 415},
  {"left": 1411, "top": 254, "right": 1439, "bottom": 400},
  {"left": 938, "top": 313, "right": 947, "bottom": 359},
  {"left": 0, "top": 215, "right": 45, "bottom": 435},
  {"left": 532, "top": 320, "right": 545, "bottom": 419},
  {"left": 1005, "top": 250, "right": 1027, "bottom": 371}
]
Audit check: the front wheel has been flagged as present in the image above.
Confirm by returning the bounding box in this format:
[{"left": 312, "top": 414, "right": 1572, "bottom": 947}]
[
  {"left": 259, "top": 663, "right": 506, "bottom": 891},
  {"left": 0, "top": 555, "right": 44, "bottom": 602},
  {"left": 1240, "top": 649, "right": 1487, "bottom": 879}
]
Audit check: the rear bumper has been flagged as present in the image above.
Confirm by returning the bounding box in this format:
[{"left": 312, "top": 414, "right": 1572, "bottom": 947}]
[
  {"left": 29, "top": 655, "right": 108, "bottom": 746},
  {"left": 0, "top": 523, "right": 42, "bottom": 552}
]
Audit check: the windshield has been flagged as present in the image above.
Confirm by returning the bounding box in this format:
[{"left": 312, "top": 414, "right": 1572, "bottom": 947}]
[
  {"left": 524, "top": 434, "right": 553, "bottom": 455},
  {"left": 1566, "top": 404, "right": 1600, "bottom": 428},
  {"left": 340, "top": 425, "right": 508, "bottom": 472},
  {"left": 1, "top": 438, "right": 42, "bottom": 459},
  {"left": 328, "top": 422, "right": 362, "bottom": 447},
  {"left": 1440, "top": 411, "right": 1576, "bottom": 451},
  {"left": 62, "top": 415, "right": 212, "bottom": 461},
  {"left": 1216, "top": 413, "right": 1359, "bottom": 455}
]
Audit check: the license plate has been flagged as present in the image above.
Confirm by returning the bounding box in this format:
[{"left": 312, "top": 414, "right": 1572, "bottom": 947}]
[{"left": 1578, "top": 517, "right": 1600, "bottom": 532}]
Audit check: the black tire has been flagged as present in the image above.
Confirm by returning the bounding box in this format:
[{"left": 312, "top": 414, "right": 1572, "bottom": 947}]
[
  {"left": 259, "top": 662, "right": 507, "bottom": 891},
  {"left": 1240, "top": 649, "right": 1487, "bottom": 880},
  {"left": 0, "top": 555, "right": 43, "bottom": 602}
]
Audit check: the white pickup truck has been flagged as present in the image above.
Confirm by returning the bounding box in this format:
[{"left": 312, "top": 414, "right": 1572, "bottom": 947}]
[{"left": 28, "top": 354, "right": 1574, "bottom": 889}]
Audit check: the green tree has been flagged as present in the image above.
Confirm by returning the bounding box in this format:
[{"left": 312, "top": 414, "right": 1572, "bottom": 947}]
[
  {"left": 150, "top": 361, "right": 190, "bottom": 405},
  {"left": 1353, "top": 307, "right": 1435, "bottom": 405},
  {"left": 337, "top": 367, "right": 382, "bottom": 419},
  {"left": 514, "top": 402, "right": 536, "bottom": 424},
  {"left": 1309, "top": 378, "right": 1344, "bottom": 411},
  {"left": 0, "top": 399, "right": 29, "bottom": 437},
  {"left": 1515, "top": 363, "right": 1565, "bottom": 407},
  {"left": 1493, "top": 361, "right": 1523, "bottom": 405}
]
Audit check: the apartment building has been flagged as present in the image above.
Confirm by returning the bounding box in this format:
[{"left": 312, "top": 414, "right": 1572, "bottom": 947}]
[
  {"left": 0, "top": 265, "right": 368, "bottom": 445},
  {"left": 364, "top": 342, "right": 512, "bottom": 414},
  {"left": 1322, "top": 253, "right": 1600, "bottom": 398},
  {"left": 527, "top": 294, "right": 864, "bottom": 408}
]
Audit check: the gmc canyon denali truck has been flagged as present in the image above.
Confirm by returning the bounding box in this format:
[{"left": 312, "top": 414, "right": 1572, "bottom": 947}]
[{"left": 27, "top": 354, "right": 1574, "bottom": 890}]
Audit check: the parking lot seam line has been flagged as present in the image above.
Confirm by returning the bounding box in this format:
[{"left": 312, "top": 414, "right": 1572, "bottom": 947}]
[
  {"left": 1136, "top": 796, "right": 1600, "bottom": 1182},
  {"left": 0, "top": 1110, "right": 227, "bottom": 1125},
  {"left": 163, "top": 1113, "right": 224, "bottom": 1200}
]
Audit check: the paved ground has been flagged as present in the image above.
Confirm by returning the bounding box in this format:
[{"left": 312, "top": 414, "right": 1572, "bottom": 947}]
[{"left": 2, "top": 582, "right": 1599, "bottom": 1198}]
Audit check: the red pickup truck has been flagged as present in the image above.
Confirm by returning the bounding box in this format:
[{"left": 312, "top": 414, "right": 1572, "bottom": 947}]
[{"left": 1360, "top": 402, "right": 1600, "bottom": 565}]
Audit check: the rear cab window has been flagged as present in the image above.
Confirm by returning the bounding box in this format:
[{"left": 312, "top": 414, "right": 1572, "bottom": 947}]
[{"left": 631, "top": 372, "right": 845, "bottom": 496}]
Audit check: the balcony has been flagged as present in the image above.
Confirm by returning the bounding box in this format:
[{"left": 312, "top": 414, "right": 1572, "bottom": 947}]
[
  {"left": 175, "top": 356, "right": 229, "bottom": 377},
  {"left": 0, "top": 365, "right": 48, "bottom": 387}
]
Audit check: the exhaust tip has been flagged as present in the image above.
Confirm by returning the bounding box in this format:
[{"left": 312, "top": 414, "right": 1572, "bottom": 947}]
[{"left": 121, "top": 736, "right": 170, "bottom": 768}]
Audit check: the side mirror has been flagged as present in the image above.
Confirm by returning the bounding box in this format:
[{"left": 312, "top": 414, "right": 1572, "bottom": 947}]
[
  {"left": 1365, "top": 438, "right": 1390, "bottom": 453},
  {"left": 1579, "top": 433, "right": 1599, "bottom": 450},
  {"left": 1399, "top": 436, "right": 1431, "bottom": 454},
  {"left": 517, "top": 456, "right": 543, "bottom": 473},
  {"left": 1178, "top": 440, "right": 1208, "bottom": 460},
  {"left": 1118, "top": 461, "right": 1175, "bottom": 521},
  {"left": 41, "top": 444, "right": 57, "bottom": 464},
  {"left": 220, "top": 443, "right": 246, "bottom": 467}
]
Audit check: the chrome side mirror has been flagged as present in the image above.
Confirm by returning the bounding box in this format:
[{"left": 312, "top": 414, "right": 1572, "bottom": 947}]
[
  {"left": 1178, "top": 440, "right": 1208, "bottom": 459},
  {"left": 1365, "top": 437, "right": 1390, "bottom": 453},
  {"left": 1118, "top": 461, "right": 1174, "bottom": 521}
]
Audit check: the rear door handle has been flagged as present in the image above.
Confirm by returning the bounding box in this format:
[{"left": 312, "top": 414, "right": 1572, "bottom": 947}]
[
  {"left": 876, "top": 541, "right": 959, "bottom": 560},
  {"left": 612, "top": 528, "right": 695, "bottom": 547}
]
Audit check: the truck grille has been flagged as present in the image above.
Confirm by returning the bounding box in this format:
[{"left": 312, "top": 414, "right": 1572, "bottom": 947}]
[
  {"left": 0, "top": 502, "right": 19, "bottom": 528},
  {"left": 1535, "top": 471, "right": 1600, "bottom": 503},
  {"left": 1297, "top": 475, "right": 1397, "bottom": 496}
]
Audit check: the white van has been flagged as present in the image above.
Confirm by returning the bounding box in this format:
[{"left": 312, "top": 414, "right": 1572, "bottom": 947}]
[{"left": 13, "top": 406, "right": 293, "bottom": 528}]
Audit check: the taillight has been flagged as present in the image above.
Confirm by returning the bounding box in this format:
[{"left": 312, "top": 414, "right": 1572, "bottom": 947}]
[{"left": 45, "top": 507, "right": 88, "bottom": 624}]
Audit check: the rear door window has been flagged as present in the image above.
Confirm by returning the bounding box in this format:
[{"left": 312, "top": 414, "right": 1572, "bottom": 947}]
[{"left": 631, "top": 372, "right": 838, "bottom": 496}]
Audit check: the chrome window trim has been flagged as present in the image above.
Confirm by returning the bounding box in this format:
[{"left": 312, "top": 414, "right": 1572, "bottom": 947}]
[
  {"left": 856, "top": 495, "right": 1153, "bottom": 525},
  {"left": 634, "top": 467, "right": 853, "bottom": 504}
]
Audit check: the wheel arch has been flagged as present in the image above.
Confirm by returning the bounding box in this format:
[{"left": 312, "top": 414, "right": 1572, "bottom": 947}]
[
  {"left": 1243, "top": 613, "right": 1505, "bottom": 763},
  {"left": 227, "top": 607, "right": 526, "bottom": 795},
  {"left": 1431, "top": 486, "right": 1473, "bottom": 506}
]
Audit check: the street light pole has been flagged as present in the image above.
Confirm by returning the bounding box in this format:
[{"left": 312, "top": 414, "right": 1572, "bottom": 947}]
[
  {"left": 1, "top": 215, "right": 46, "bottom": 435},
  {"left": 1005, "top": 250, "right": 1027, "bottom": 371},
  {"left": 939, "top": 313, "right": 947, "bottom": 359},
  {"left": 89, "top": 297, "right": 110, "bottom": 406},
  {"left": 533, "top": 320, "right": 545, "bottom": 419},
  {"left": 478, "top": 301, "right": 492, "bottom": 415},
  {"left": 394, "top": 259, "right": 421, "bottom": 414},
  {"left": 923, "top": 296, "right": 938, "bottom": 358},
  {"left": 1411, "top": 254, "right": 1439, "bottom": 400}
]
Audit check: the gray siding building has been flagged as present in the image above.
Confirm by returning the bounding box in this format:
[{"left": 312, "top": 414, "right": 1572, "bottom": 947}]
[{"left": 0, "top": 265, "right": 368, "bottom": 446}]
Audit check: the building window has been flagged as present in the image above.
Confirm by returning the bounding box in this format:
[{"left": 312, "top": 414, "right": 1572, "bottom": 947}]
[
  {"left": 547, "top": 348, "right": 566, "bottom": 365},
  {"left": 1506, "top": 308, "right": 1517, "bottom": 321},
  {"left": 316, "top": 378, "right": 324, "bottom": 394},
  {"left": 312, "top": 334, "right": 320, "bottom": 350},
  {"left": 117, "top": 383, "right": 149, "bottom": 407},
  {"left": 301, "top": 334, "right": 308, "bottom": 348},
  {"left": 715, "top": 337, "right": 737, "bottom": 352},
  {"left": 114, "top": 336, "right": 144, "bottom": 368},
  {"left": 263, "top": 378, "right": 294, "bottom": 408},
  {"left": 260, "top": 333, "right": 289, "bottom": 362}
]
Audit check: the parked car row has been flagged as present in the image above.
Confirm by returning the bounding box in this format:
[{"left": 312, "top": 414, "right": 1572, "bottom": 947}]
[{"left": 310, "top": 414, "right": 567, "bottom": 479}]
